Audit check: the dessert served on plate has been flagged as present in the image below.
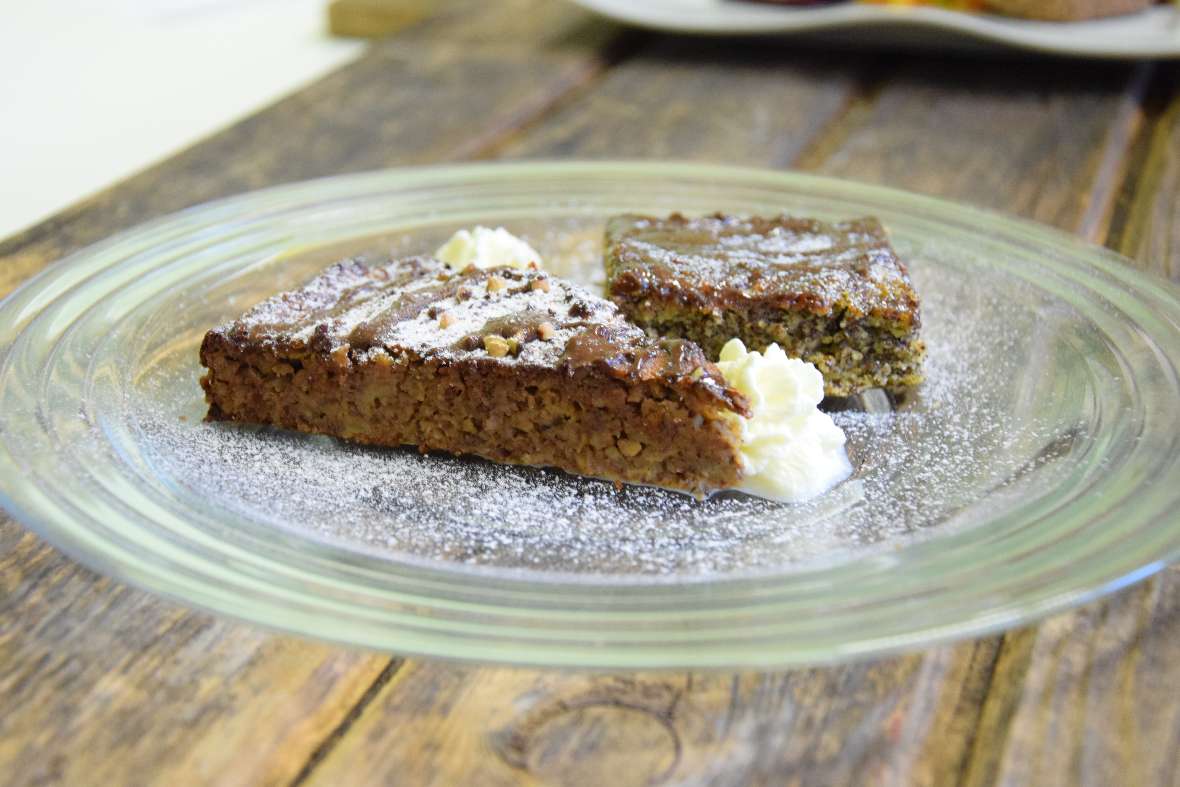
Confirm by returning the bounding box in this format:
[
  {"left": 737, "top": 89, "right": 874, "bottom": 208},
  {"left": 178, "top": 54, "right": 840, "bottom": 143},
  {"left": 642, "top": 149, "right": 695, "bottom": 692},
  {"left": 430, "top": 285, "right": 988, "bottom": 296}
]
[
  {"left": 605, "top": 213, "right": 924, "bottom": 396},
  {"left": 980, "top": 0, "right": 1155, "bottom": 19},
  {"left": 752, "top": 0, "right": 1160, "bottom": 21},
  {"left": 199, "top": 216, "right": 906, "bottom": 503}
]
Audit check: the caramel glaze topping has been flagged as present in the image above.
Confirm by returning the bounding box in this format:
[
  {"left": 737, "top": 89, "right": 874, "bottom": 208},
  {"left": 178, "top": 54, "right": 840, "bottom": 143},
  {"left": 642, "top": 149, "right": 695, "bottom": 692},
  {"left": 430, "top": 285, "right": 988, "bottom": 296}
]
[
  {"left": 606, "top": 212, "right": 921, "bottom": 325},
  {"left": 211, "top": 254, "right": 749, "bottom": 417}
]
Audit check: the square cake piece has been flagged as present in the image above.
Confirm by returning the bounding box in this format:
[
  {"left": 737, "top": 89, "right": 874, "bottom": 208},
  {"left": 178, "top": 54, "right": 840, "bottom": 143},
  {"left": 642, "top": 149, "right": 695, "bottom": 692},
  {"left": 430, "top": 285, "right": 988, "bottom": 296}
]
[
  {"left": 604, "top": 213, "right": 925, "bottom": 397},
  {"left": 200, "top": 256, "right": 752, "bottom": 496}
]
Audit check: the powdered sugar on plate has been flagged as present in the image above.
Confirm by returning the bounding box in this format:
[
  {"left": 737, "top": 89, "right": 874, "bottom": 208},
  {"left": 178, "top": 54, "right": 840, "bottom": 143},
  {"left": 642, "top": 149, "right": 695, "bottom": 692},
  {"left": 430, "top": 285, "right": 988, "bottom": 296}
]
[{"left": 131, "top": 226, "right": 1078, "bottom": 577}]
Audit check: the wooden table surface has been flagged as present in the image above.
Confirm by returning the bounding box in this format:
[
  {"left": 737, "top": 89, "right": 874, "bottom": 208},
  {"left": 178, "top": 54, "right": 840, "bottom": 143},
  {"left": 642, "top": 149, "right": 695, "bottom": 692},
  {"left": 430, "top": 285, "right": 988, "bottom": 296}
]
[{"left": 2, "top": 2, "right": 1179, "bottom": 785}]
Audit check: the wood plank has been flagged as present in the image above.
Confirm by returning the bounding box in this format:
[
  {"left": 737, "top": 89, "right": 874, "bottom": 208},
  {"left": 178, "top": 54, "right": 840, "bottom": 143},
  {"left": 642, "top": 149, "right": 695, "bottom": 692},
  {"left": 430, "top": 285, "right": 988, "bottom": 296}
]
[
  {"left": 0, "top": 526, "right": 395, "bottom": 787},
  {"left": 303, "top": 644, "right": 1001, "bottom": 787},
  {"left": 960, "top": 65, "right": 1180, "bottom": 787},
  {"left": 962, "top": 568, "right": 1180, "bottom": 787},
  {"left": 495, "top": 36, "right": 865, "bottom": 165},
  {"left": 303, "top": 51, "right": 1160, "bottom": 787},
  {"left": 798, "top": 57, "right": 1149, "bottom": 230},
  {"left": 0, "top": 2, "right": 618, "bottom": 785},
  {"left": 1107, "top": 64, "right": 1180, "bottom": 280}
]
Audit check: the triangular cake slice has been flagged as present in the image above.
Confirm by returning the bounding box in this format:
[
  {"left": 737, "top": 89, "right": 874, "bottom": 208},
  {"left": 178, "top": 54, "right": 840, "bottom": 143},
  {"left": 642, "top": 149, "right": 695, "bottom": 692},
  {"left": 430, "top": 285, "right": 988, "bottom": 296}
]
[{"left": 200, "top": 256, "right": 750, "bottom": 496}]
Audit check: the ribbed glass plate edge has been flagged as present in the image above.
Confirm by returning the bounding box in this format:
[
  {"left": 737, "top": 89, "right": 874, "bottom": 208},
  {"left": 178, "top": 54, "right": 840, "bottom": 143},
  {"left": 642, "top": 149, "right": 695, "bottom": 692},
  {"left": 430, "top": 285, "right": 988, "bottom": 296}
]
[{"left": 1, "top": 161, "right": 1179, "bottom": 668}]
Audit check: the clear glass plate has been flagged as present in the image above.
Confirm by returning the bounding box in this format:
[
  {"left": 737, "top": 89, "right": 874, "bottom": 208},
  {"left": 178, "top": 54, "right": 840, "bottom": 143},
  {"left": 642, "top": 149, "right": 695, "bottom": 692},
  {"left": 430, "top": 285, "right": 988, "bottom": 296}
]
[{"left": 2, "top": 162, "right": 1179, "bottom": 668}]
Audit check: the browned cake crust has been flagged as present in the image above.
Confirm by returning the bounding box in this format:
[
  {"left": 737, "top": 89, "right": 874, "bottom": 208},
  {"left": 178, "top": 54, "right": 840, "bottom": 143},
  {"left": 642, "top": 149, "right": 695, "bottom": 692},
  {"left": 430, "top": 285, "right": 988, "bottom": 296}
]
[
  {"left": 200, "top": 256, "right": 750, "bottom": 496},
  {"left": 983, "top": 0, "right": 1152, "bottom": 21},
  {"left": 604, "top": 213, "right": 925, "bottom": 397}
]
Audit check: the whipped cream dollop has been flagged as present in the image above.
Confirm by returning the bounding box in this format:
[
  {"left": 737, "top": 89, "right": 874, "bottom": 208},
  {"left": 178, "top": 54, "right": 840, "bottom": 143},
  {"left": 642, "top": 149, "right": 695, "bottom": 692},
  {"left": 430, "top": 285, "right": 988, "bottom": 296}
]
[
  {"left": 714, "top": 338, "right": 851, "bottom": 503},
  {"left": 435, "top": 226, "right": 542, "bottom": 270}
]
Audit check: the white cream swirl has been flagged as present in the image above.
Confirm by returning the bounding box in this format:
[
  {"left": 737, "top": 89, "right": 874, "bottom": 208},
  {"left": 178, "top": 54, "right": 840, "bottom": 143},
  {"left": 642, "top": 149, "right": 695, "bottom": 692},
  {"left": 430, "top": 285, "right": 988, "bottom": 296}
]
[
  {"left": 715, "top": 338, "right": 851, "bottom": 503},
  {"left": 435, "top": 226, "right": 541, "bottom": 271}
]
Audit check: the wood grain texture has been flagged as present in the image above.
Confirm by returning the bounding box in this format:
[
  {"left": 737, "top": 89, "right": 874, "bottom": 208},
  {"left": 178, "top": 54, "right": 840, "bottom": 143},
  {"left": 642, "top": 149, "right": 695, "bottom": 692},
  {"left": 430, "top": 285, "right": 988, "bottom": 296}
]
[
  {"left": 0, "top": 526, "right": 393, "bottom": 787},
  {"left": 963, "top": 568, "right": 1180, "bottom": 787},
  {"left": 495, "top": 37, "right": 866, "bottom": 165},
  {"left": 1108, "top": 64, "right": 1180, "bottom": 281},
  {"left": 303, "top": 643, "right": 1005, "bottom": 787},
  {"left": 798, "top": 56, "right": 1148, "bottom": 230},
  {"left": 2, "top": 4, "right": 1179, "bottom": 786}
]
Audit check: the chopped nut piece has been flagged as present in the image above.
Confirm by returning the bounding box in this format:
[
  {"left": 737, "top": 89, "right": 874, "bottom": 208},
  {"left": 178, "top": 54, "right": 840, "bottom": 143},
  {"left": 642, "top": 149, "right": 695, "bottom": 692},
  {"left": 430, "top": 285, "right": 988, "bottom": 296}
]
[
  {"left": 531, "top": 277, "right": 551, "bottom": 293},
  {"left": 438, "top": 311, "right": 456, "bottom": 329},
  {"left": 506, "top": 337, "right": 520, "bottom": 355},
  {"left": 537, "top": 321, "right": 556, "bottom": 341},
  {"left": 483, "top": 335, "right": 511, "bottom": 357},
  {"left": 486, "top": 275, "right": 507, "bottom": 293},
  {"left": 617, "top": 438, "right": 643, "bottom": 458}
]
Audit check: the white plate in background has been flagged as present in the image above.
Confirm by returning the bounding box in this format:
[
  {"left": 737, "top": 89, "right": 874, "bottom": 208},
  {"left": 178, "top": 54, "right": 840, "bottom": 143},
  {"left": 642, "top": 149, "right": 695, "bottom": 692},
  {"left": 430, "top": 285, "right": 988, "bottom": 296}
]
[{"left": 570, "top": 1, "right": 1180, "bottom": 58}]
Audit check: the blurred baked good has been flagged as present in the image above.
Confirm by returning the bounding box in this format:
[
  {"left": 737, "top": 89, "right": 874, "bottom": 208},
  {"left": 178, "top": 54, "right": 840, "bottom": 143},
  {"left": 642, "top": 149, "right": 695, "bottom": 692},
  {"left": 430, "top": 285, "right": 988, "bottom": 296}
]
[{"left": 982, "top": 0, "right": 1153, "bottom": 20}]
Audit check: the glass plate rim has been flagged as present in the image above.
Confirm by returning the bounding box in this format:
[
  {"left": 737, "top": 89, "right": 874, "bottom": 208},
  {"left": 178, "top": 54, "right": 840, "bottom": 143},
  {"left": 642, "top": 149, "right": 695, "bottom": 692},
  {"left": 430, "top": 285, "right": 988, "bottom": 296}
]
[{"left": 2, "top": 160, "right": 1180, "bottom": 667}]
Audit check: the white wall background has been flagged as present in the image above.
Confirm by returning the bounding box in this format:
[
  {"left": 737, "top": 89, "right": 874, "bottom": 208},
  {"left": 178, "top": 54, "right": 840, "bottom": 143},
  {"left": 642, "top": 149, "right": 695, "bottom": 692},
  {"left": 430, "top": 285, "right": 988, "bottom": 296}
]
[{"left": 0, "top": 0, "right": 363, "bottom": 239}]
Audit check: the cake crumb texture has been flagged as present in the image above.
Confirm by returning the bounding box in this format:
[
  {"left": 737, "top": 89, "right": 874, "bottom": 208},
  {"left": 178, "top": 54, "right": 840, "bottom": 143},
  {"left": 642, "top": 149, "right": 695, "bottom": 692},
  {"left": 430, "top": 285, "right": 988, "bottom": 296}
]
[{"left": 605, "top": 213, "right": 926, "bottom": 396}]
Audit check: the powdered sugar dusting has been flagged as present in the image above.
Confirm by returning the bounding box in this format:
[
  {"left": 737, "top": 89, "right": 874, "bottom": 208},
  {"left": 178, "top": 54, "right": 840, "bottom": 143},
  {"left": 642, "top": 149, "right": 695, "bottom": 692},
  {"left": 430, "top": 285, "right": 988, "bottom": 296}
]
[
  {"left": 132, "top": 226, "right": 1079, "bottom": 577},
  {"left": 607, "top": 214, "right": 915, "bottom": 317},
  {"left": 219, "top": 255, "right": 647, "bottom": 370}
]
